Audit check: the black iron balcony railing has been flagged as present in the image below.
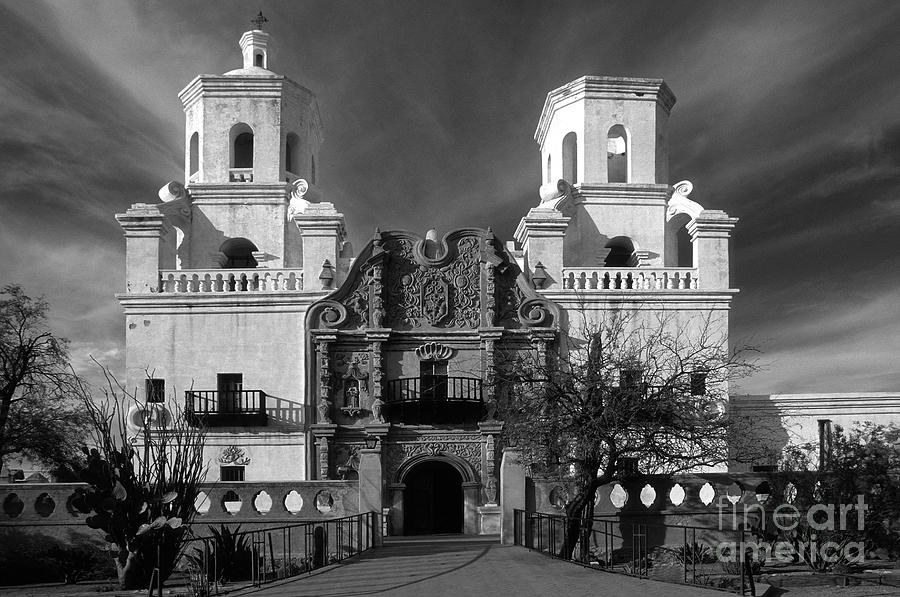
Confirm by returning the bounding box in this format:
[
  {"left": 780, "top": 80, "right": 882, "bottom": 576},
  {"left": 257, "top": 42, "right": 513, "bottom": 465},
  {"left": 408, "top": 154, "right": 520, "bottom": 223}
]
[
  {"left": 385, "top": 377, "right": 483, "bottom": 404},
  {"left": 384, "top": 377, "right": 483, "bottom": 424},
  {"left": 185, "top": 390, "right": 267, "bottom": 427}
]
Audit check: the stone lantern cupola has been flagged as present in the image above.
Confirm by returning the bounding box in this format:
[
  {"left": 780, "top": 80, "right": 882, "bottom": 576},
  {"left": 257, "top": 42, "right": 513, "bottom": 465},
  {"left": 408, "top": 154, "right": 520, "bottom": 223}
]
[
  {"left": 143, "top": 16, "right": 345, "bottom": 274},
  {"left": 239, "top": 14, "right": 270, "bottom": 70}
]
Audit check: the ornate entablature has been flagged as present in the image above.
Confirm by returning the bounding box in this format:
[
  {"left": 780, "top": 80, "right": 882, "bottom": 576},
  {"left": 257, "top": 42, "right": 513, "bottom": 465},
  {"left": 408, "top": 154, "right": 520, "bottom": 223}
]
[{"left": 305, "top": 227, "right": 560, "bottom": 429}]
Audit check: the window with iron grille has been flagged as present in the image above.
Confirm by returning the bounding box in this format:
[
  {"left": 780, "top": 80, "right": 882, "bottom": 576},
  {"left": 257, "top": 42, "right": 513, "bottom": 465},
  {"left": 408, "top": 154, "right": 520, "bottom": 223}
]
[
  {"left": 220, "top": 466, "right": 245, "bottom": 482},
  {"left": 146, "top": 379, "right": 165, "bottom": 403}
]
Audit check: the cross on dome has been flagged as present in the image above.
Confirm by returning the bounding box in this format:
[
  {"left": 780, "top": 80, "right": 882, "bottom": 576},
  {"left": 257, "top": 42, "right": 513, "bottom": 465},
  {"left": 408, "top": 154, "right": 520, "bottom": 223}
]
[{"left": 251, "top": 11, "right": 268, "bottom": 30}]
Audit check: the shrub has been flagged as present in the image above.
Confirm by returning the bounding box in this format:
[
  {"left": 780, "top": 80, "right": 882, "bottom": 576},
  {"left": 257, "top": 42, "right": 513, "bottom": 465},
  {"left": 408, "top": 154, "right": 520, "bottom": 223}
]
[{"left": 185, "top": 525, "right": 255, "bottom": 583}]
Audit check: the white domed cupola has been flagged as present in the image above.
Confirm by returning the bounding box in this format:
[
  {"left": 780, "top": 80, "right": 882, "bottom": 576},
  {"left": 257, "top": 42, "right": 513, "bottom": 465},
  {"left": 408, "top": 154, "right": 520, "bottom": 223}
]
[{"left": 241, "top": 12, "right": 270, "bottom": 70}]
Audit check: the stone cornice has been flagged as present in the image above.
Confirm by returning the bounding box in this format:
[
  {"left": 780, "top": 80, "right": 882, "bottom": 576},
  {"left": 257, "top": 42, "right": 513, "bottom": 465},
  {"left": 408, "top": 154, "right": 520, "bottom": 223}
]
[
  {"left": 513, "top": 208, "right": 570, "bottom": 245},
  {"left": 687, "top": 210, "right": 739, "bottom": 239},
  {"left": 187, "top": 183, "right": 290, "bottom": 205},
  {"left": 115, "top": 204, "right": 167, "bottom": 236},
  {"left": 117, "top": 292, "right": 327, "bottom": 314},
  {"left": 541, "top": 291, "right": 738, "bottom": 308},
  {"left": 574, "top": 183, "right": 672, "bottom": 207},
  {"left": 179, "top": 75, "right": 314, "bottom": 106},
  {"left": 535, "top": 76, "right": 676, "bottom": 146}
]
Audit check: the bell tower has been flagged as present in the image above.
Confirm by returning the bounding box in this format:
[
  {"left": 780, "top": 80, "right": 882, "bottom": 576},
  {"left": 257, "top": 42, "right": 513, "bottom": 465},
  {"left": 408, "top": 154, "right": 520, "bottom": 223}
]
[
  {"left": 522, "top": 77, "right": 678, "bottom": 271},
  {"left": 176, "top": 15, "right": 326, "bottom": 269}
]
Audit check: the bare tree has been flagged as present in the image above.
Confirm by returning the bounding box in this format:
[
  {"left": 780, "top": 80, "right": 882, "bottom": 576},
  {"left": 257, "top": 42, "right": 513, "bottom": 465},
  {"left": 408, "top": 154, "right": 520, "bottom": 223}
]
[
  {"left": 1, "top": 383, "right": 89, "bottom": 478},
  {"left": 497, "top": 306, "right": 760, "bottom": 559},
  {"left": 0, "top": 285, "right": 82, "bottom": 471},
  {"left": 70, "top": 367, "right": 208, "bottom": 589}
]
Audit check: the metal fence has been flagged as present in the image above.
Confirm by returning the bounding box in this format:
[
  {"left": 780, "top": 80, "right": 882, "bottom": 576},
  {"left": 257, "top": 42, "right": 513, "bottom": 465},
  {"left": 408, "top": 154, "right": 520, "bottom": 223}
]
[
  {"left": 513, "top": 509, "right": 758, "bottom": 595},
  {"left": 163, "top": 512, "right": 376, "bottom": 596}
]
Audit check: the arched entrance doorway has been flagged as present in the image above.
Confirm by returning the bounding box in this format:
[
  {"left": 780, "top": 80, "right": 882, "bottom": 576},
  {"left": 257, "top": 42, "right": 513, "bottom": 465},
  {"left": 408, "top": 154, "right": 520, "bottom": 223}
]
[{"left": 403, "top": 460, "right": 463, "bottom": 534}]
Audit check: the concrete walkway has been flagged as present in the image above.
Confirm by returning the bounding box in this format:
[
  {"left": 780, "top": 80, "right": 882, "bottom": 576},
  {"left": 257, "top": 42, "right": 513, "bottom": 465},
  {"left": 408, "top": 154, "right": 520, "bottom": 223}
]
[{"left": 237, "top": 535, "right": 728, "bottom": 597}]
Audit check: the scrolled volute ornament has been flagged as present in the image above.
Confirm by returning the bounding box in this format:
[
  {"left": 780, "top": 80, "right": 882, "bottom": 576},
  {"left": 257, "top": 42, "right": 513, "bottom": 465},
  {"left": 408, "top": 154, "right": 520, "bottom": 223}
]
[
  {"left": 312, "top": 300, "right": 348, "bottom": 328},
  {"left": 517, "top": 298, "right": 555, "bottom": 327},
  {"left": 158, "top": 181, "right": 187, "bottom": 202}
]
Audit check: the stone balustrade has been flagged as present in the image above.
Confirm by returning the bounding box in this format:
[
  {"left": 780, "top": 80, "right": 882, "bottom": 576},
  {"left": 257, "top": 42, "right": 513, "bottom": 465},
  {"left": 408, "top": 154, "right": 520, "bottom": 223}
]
[
  {"left": 158, "top": 269, "right": 303, "bottom": 293},
  {"left": 0, "top": 481, "right": 359, "bottom": 526},
  {"left": 561, "top": 267, "right": 698, "bottom": 291},
  {"left": 533, "top": 472, "right": 790, "bottom": 522}
]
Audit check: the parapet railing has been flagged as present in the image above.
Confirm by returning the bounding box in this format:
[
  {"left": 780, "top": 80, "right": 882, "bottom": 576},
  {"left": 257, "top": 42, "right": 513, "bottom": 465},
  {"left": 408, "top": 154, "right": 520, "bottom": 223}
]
[
  {"left": 158, "top": 269, "right": 303, "bottom": 293},
  {"left": 561, "top": 267, "right": 698, "bottom": 290},
  {"left": 513, "top": 509, "right": 755, "bottom": 595},
  {"left": 177, "top": 511, "right": 376, "bottom": 596}
]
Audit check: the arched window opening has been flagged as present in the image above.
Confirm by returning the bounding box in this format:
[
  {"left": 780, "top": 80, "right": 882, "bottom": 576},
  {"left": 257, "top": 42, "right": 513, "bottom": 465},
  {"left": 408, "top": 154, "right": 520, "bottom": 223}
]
[
  {"left": 546, "top": 154, "right": 552, "bottom": 183},
  {"left": 234, "top": 133, "right": 253, "bottom": 168},
  {"left": 310, "top": 155, "right": 317, "bottom": 185},
  {"left": 676, "top": 224, "right": 692, "bottom": 267},
  {"left": 285, "top": 133, "right": 299, "bottom": 175},
  {"left": 219, "top": 238, "right": 258, "bottom": 269},
  {"left": 607, "top": 124, "right": 628, "bottom": 183},
  {"left": 255, "top": 53, "right": 264, "bottom": 67},
  {"left": 562, "top": 132, "right": 577, "bottom": 183},
  {"left": 667, "top": 213, "right": 693, "bottom": 267},
  {"left": 604, "top": 236, "right": 638, "bottom": 267},
  {"left": 229, "top": 123, "right": 254, "bottom": 171},
  {"left": 189, "top": 132, "right": 199, "bottom": 176}
]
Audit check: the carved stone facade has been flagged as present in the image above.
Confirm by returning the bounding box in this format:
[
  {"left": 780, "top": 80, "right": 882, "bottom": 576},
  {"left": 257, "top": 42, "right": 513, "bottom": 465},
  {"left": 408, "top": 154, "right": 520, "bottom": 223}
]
[{"left": 304, "top": 228, "right": 559, "bottom": 534}]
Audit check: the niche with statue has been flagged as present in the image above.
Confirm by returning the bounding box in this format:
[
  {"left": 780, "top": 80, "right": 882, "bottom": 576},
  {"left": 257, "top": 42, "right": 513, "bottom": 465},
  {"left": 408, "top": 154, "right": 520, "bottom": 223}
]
[{"left": 339, "top": 358, "right": 369, "bottom": 418}]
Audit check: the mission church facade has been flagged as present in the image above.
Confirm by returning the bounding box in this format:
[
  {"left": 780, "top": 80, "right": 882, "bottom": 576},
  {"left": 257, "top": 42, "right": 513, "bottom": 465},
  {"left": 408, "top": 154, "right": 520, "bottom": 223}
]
[{"left": 113, "top": 24, "right": 886, "bottom": 535}]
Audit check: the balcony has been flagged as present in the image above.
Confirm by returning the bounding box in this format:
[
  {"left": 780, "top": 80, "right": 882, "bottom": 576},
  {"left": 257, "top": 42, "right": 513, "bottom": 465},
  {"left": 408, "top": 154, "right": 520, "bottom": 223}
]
[
  {"left": 185, "top": 390, "right": 267, "bottom": 427},
  {"left": 384, "top": 377, "right": 483, "bottom": 424}
]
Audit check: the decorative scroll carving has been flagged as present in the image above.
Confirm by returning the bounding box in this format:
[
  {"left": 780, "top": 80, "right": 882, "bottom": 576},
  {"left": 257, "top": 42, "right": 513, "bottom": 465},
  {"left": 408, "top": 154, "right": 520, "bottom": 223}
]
[
  {"left": 484, "top": 263, "right": 496, "bottom": 326},
  {"left": 318, "top": 436, "right": 330, "bottom": 479},
  {"left": 421, "top": 274, "right": 450, "bottom": 325},
  {"left": 383, "top": 235, "right": 481, "bottom": 329},
  {"left": 483, "top": 339, "right": 497, "bottom": 420},
  {"left": 370, "top": 342, "right": 383, "bottom": 399},
  {"left": 218, "top": 446, "right": 251, "bottom": 466},
  {"left": 666, "top": 180, "right": 704, "bottom": 222},
  {"left": 415, "top": 342, "right": 454, "bottom": 361},
  {"left": 385, "top": 434, "right": 483, "bottom": 482},
  {"left": 343, "top": 267, "right": 372, "bottom": 329},
  {"left": 316, "top": 338, "right": 333, "bottom": 423},
  {"left": 307, "top": 228, "right": 559, "bottom": 333}
]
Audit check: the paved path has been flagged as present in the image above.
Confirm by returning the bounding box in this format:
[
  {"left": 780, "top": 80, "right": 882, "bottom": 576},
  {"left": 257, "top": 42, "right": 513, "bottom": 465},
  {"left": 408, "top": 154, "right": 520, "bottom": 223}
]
[{"left": 237, "top": 535, "right": 728, "bottom": 597}]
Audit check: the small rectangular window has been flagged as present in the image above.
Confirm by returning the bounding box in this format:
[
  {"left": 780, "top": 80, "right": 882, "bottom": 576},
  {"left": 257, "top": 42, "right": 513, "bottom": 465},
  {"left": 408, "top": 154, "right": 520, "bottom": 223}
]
[
  {"left": 690, "top": 372, "right": 707, "bottom": 396},
  {"left": 220, "top": 466, "right": 245, "bottom": 482},
  {"left": 619, "top": 369, "right": 641, "bottom": 390},
  {"left": 146, "top": 379, "right": 165, "bottom": 403},
  {"left": 618, "top": 457, "right": 639, "bottom": 475}
]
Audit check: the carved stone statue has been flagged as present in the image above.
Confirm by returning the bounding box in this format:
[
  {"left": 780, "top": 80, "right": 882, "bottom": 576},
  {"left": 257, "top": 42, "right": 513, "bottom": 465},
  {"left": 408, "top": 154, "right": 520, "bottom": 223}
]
[
  {"left": 317, "top": 397, "right": 332, "bottom": 423},
  {"left": 485, "top": 476, "right": 498, "bottom": 504},
  {"left": 371, "top": 397, "right": 385, "bottom": 423},
  {"left": 344, "top": 383, "right": 360, "bottom": 408}
]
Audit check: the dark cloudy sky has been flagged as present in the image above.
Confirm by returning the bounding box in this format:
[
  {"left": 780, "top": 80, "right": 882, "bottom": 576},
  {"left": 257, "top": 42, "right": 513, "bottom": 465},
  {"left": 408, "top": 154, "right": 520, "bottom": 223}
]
[{"left": 1, "top": 1, "right": 899, "bottom": 394}]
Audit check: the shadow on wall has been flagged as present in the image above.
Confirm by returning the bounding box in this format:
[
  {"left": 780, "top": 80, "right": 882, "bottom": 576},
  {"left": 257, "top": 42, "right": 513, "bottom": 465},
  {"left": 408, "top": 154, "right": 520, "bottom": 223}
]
[
  {"left": 265, "top": 394, "right": 305, "bottom": 429},
  {"left": 729, "top": 397, "right": 793, "bottom": 471}
]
